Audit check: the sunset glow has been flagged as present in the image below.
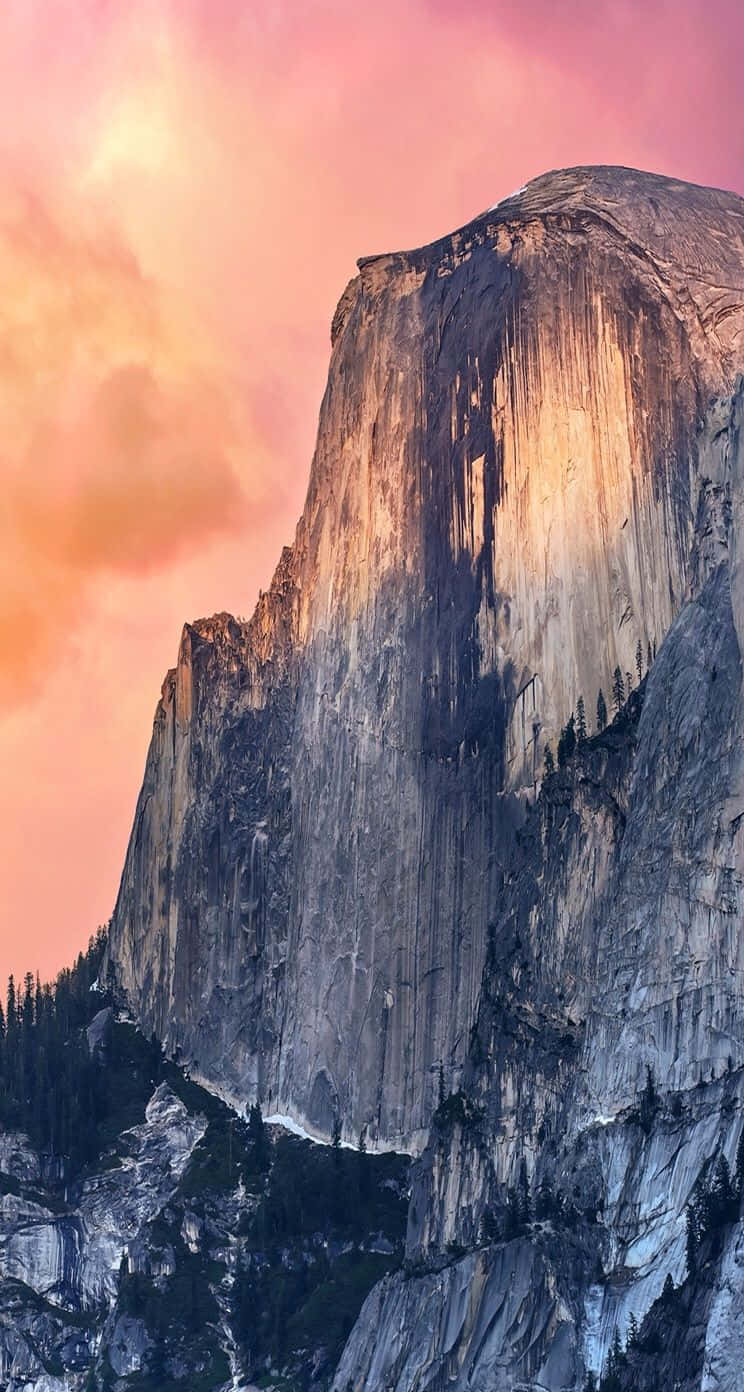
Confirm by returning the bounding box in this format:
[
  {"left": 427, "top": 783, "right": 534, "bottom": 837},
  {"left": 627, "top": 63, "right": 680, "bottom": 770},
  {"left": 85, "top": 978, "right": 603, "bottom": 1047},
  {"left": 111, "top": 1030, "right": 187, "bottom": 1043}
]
[{"left": 2, "top": 0, "right": 743, "bottom": 985}]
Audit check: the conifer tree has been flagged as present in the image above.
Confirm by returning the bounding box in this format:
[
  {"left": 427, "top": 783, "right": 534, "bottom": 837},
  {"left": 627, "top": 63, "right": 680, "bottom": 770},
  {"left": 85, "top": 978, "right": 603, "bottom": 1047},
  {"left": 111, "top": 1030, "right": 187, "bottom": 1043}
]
[
  {"left": 596, "top": 689, "right": 607, "bottom": 732},
  {"left": 647, "top": 640, "right": 653, "bottom": 670},
  {"left": 480, "top": 1207, "right": 499, "bottom": 1243},
  {"left": 576, "top": 695, "right": 587, "bottom": 745},
  {"left": 606, "top": 1325, "right": 625, "bottom": 1379},
  {"left": 557, "top": 714, "right": 576, "bottom": 767},
  {"left": 639, "top": 1064, "right": 659, "bottom": 1133},
  {"left": 636, "top": 638, "right": 643, "bottom": 685},
  {"left": 711, "top": 1153, "right": 735, "bottom": 1223},
  {"left": 517, "top": 1157, "right": 531, "bottom": 1224},
  {"left": 735, "top": 1126, "right": 744, "bottom": 1197},
  {"left": 331, "top": 1112, "right": 343, "bottom": 1167},
  {"left": 543, "top": 743, "right": 555, "bottom": 776},
  {"left": 612, "top": 666, "right": 625, "bottom": 714},
  {"left": 686, "top": 1200, "right": 700, "bottom": 1274},
  {"left": 503, "top": 1185, "right": 521, "bottom": 1238},
  {"left": 6, "top": 975, "right": 16, "bottom": 1031},
  {"left": 357, "top": 1124, "right": 370, "bottom": 1198},
  {"left": 535, "top": 1177, "right": 555, "bottom": 1220}
]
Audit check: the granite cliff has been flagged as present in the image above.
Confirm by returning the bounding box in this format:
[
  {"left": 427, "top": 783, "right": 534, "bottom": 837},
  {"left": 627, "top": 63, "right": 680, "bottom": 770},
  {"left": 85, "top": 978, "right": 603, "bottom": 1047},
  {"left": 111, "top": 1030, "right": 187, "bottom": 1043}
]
[
  {"left": 96, "top": 165, "right": 744, "bottom": 1389},
  {"left": 336, "top": 381, "right": 744, "bottom": 1390},
  {"left": 108, "top": 165, "right": 744, "bottom": 1157},
  {"left": 0, "top": 977, "right": 408, "bottom": 1392}
]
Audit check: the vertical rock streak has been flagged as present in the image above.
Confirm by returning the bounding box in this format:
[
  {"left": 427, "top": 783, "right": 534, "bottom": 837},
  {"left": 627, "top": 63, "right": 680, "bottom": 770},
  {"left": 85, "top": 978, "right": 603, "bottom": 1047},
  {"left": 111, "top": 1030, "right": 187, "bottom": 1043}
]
[{"left": 108, "top": 167, "right": 744, "bottom": 1175}]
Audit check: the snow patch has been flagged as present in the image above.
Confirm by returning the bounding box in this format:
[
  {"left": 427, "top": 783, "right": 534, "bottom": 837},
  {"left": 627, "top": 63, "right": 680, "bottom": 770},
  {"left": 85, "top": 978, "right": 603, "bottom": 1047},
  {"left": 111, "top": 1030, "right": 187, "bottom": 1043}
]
[
  {"left": 487, "top": 183, "right": 528, "bottom": 211},
  {"left": 263, "top": 1112, "right": 355, "bottom": 1150}
]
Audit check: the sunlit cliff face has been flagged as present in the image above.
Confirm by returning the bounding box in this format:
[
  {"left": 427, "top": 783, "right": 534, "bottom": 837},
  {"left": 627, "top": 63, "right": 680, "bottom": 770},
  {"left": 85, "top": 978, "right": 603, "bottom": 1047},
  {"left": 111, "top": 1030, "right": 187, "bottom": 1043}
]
[
  {"left": 1, "top": 0, "right": 744, "bottom": 984},
  {"left": 292, "top": 170, "right": 744, "bottom": 788},
  {"left": 106, "top": 168, "right": 744, "bottom": 1149}
]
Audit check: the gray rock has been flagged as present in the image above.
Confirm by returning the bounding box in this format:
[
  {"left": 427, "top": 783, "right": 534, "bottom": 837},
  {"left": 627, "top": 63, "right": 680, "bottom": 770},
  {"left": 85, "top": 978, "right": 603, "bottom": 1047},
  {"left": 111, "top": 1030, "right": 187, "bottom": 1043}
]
[
  {"left": 333, "top": 1241, "right": 581, "bottom": 1391},
  {"left": 92, "top": 165, "right": 744, "bottom": 1388},
  {"left": 86, "top": 1006, "right": 113, "bottom": 1055},
  {"left": 108, "top": 1313, "right": 151, "bottom": 1376},
  {"left": 337, "top": 381, "right": 744, "bottom": 1388},
  {"left": 107, "top": 166, "right": 744, "bottom": 1160},
  {"left": 0, "top": 1084, "right": 207, "bottom": 1389}
]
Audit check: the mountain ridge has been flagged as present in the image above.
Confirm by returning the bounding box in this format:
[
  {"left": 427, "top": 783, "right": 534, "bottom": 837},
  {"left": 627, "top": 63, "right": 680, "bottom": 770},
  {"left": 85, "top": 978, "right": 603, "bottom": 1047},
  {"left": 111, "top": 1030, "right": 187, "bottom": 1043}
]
[
  {"left": 6, "top": 163, "right": 744, "bottom": 1390},
  {"left": 107, "top": 165, "right": 744, "bottom": 1163}
]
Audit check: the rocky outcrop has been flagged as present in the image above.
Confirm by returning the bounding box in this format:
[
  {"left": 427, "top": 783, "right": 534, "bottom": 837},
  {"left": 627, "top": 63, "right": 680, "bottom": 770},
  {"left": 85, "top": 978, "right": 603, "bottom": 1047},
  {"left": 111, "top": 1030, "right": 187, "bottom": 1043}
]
[
  {"left": 108, "top": 166, "right": 744, "bottom": 1159},
  {"left": 0, "top": 1013, "right": 409, "bottom": 1392},
  {"left": 0, "top": 1082, "right": 207, "bottom": 1389},
  {"left": 333, "top": 1239, "right": 586, "bottom": 1391}
]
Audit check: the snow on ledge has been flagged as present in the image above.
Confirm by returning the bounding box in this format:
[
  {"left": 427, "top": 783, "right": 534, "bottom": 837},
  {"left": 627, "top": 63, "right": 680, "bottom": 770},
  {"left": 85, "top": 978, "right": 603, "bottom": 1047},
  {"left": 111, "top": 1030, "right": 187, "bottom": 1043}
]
[
  {"left": 263, "top": 1112, "right": 355, "bottom": 1150},
  {"left": 487, "top": 184, "right": 528, "bottom": 211}
]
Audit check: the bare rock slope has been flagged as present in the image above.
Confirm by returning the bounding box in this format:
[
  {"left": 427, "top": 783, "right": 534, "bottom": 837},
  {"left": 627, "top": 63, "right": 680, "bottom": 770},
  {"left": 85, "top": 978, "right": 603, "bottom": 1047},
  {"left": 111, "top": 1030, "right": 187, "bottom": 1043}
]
[{"left": 108, "top": 167, "right": 744, "bottom": 1168}]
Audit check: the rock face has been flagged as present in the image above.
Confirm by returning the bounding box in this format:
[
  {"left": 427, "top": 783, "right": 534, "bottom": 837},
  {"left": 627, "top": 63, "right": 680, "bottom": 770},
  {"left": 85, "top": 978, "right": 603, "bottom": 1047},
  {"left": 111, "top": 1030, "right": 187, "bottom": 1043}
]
[
  {"left": 0, "top": 1083, "right": 207, "bottom": 1390},
  {"left": 336, "top": 380, "right": 744, "bottom": 1390},
  {"left": 0, "top": 1014, "right": 409, "bottom": 1392},
  {"left": 107, "top": 166, "right": 744, "bottom": 1164}
]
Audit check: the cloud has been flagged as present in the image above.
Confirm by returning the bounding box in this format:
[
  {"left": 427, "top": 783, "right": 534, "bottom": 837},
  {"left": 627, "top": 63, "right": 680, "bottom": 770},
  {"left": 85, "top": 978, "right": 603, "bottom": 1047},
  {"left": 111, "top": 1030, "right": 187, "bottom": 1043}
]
[
  {"left": 0, "top": 185, "right": 248, "bottom": 710},
  {"left": 18, "top": 365, "right": 245, "bottom": 574},
  {"left": 0, "top": 0, "right": 743, "bottom": 985}
]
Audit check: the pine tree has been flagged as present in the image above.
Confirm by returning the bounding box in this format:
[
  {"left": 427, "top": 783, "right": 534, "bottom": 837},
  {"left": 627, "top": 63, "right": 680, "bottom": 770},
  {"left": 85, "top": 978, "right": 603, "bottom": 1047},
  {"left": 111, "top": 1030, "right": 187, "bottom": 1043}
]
[
  {"left": 686, "top": 1201, "right": 699, "bottom": 1274},
  {"left": 331, "top": 1112, "right": 343, "bottom": 1166},
  {"left": 543, "top": 743, "right": 555, "bottom": 776},
  {"left": 735, "top": 1126, "right": 744, "bottom": 1197},
  {"left": 636, "top": 638, "right": 643, "bottom": 685},
  {"left": 557, "top": 714, "right": 576, "bottom": 767},
  {"left": 606, "top": 1325, "right": 625, "bottom": 1378},
  {"left": 480, "top": 1206, "right": 500, "bottom": 1243},
  {"left": 627, "top": 1312, "right": 639, "bottom": 1348},
  {"left": 148, "top": 1337, "right": 167, "bottom": 1384},
  {"left": 356, "top": 1123, "right": 370, "bottom": 1200},
  {"left": 647, "top": 640, "right": 653, "bottom": 670},
  {"left": 612, "top": 666, "right": 625, "bottom": 714},
  {"left": 711, "top": 1153, "right": 736, "bottom": 1223},
  {"left": 576, "top": 695, "right": 587, "bottom": 745},
  {"left": 517, "top": 1157, "right": 531, "bottom": 1224},
  {"left": 503, "top": 1186, "right": 521, "bottom": 1238},
  {"left": 535, "top": 1177, "right": 555, "bottom": 1220},
  {"left": 596, "top": 689, "right": 607, "bottom": 732},
  {"left": 248, "top": 1101, "right": 269, "bottom": 1171},
  {"left": 6, "top": 976, "right": 16, "bottom": 1032},
  {"left": 640, "top": 1064, "right": 659, "bottom": 1134},
  {"left": 625, "top": 670, "right": 633, "bottom": 698}
]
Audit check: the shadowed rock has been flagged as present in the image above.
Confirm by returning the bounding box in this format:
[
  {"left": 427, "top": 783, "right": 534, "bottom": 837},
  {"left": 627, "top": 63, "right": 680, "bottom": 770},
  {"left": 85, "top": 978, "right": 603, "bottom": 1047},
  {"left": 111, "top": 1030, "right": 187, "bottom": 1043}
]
[{"left": 107, "top": 167, "right": 744, "bottom": 1164}]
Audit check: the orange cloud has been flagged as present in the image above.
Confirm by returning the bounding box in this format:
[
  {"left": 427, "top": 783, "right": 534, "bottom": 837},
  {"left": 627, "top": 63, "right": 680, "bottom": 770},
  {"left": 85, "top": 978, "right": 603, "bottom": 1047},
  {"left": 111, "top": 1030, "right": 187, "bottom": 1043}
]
[
  {"left": 0, "top": 0, "right": 742, "bottom": 989},
  {"left": 0, "top": 185, "right": 249, "bottom": 711},
  {"left": 19, "top": 365, "right": 244, "bottom": 574}
]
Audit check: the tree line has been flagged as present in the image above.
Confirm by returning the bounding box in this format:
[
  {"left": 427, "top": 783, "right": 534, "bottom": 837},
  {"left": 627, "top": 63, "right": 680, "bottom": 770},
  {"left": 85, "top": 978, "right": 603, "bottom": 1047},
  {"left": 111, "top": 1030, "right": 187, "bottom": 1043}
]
[
  {"left": 544, "top": 637, "right": 655, "bottom": 775},
  {"left": 0, "top": 927, "right": 161, "bottom": 1175}
]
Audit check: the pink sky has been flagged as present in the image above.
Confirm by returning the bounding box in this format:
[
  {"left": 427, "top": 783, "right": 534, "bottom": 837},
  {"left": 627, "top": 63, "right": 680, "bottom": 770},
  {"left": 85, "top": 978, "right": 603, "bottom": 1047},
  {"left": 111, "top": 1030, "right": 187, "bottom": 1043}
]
[{"left": 1, "top": 0, "right": 743, "bottom": 987}]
